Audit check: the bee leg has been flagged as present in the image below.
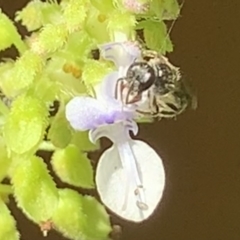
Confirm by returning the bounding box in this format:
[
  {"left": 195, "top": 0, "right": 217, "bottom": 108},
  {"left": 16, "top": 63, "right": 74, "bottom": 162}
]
[{"left": 115, "top": 78, "right": 126, "bottom": 103}]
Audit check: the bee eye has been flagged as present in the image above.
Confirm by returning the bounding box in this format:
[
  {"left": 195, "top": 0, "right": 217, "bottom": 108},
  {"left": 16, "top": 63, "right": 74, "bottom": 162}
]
[{"left": 126, "top": 62, "right": 155, "bottom": 93}]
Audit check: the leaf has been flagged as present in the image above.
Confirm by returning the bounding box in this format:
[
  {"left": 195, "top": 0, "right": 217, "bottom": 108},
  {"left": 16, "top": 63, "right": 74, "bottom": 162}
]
[
  {"left": 12, "top": 156, "right": 58, "bottom": 223},
  {"left": 162, "top": 0, "right": 180, "bottom": 20},
  {"left": 148, "top": 0, "right": 180, "bottom": 20},
  {"left": 142, "top": 20, "right": 173, "bottom": 54},
  {"left": 52, "top": 189, "right": 111, "bottom": 240},
  {"left": 3, "top": 95, "right": 48, "bottom": 154},
  {"left": 148, "top": 0, "right": 165, "bottom": 19},
  {"left": 51, "top": 144, "right": 94, "bottom": 188},
  {"left": 96, "top": 140, "right": 165, "bottom": 222},
  {"left": 81, "top": 195, "right": 112, "bottom": 240},
  {"left": 48, "top": 107, "right": 72, "bottom": 148},
  {"left": 0, "top": 200, "right": 20, "bottom": 240}
]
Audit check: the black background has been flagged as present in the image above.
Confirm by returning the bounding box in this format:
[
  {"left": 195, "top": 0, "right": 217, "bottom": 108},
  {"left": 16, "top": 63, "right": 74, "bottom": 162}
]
[{"left": 1, "top": 0, "right": 240, "bottom": 240}]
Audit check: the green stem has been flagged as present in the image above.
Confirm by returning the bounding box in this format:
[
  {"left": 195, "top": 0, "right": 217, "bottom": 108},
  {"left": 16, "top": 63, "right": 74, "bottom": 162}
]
[
  {"left": 38, "top": 141, "right": 56, "bottom": 151},
  {"left": 13, "top": 38, "right": 28, "bottom": 55}
]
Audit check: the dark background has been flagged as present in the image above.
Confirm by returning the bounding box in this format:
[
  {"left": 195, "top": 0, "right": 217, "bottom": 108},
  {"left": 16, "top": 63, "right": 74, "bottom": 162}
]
[{"left": 1, "top": 0, "right": 240, "bottom": 240}]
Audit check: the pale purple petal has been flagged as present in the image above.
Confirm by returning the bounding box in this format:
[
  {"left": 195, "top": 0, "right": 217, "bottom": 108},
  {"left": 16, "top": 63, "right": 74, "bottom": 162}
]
[
  {"left": 98, "top": 41, "right": 141, "bottom": 68},
  {"left": 66, "top": 97, "right": 106, "bottom": 131},
  {"left": 65, "top": 96, "right": 134, "bottom": 131}
]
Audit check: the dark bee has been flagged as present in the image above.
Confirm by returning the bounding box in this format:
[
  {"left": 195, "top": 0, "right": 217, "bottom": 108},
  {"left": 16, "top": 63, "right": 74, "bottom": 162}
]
[
  {"left": 117, "top": 49, "right": 196, "bottom": 119},
  {"left": 118, "top": 61, "right": 156, "bottom": 104}
]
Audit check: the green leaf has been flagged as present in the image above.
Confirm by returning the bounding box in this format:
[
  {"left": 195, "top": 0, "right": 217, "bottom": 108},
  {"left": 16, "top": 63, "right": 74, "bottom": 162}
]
[
  {"left": 162, "top": 0, "right": 180, "bottom": 20},
  {"left": 48, "top": 107, "right": 72, "bottom": 149},
  {"left": 52, "top": 189, "right": 85, "bottom": 240},
  {"left": 141, "top": 20, "right": 173, "bottom": 54},
  {"left": 11, "top": 156, "right": 58, "bottom": 223},
  {"left": 52, "top": 189, "right": 111, "bottom": 240},
  {"left": 81, "top": 195, "right": 112, "bottom": 240},
  {"left": 71, "top": 130, "right": 100, "bottom": 152},
  {"left": 51, "top": 145, "right": 94, "bottom": 188},
  {"left": 148, "top": 0, "right": 165, "bottom": 19},
  {"left": 0, "top": 200, "right": 20, "bottom": 240},
  {"left": 149, "top": 0, "right": 180, "bottom": 20},
  {"left": 4, "top": 95, "right": 48, "bottom": 154}
]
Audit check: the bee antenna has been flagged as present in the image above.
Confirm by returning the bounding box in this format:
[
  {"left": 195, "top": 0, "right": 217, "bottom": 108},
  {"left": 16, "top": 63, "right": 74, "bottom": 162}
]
[{"left": 160, "top": 0, "right": 185, "bottom": 54}]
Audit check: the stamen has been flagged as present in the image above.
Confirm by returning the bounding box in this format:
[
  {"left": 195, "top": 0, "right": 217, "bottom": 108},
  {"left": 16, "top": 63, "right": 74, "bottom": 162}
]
[{"left": 117, "top": 139, "right": 148, "bottom": 211}]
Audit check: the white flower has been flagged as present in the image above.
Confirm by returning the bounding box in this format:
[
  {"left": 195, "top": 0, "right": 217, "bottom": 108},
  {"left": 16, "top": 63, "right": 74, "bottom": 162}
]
[{"left": 66, "top": 41, "right": 165, "bottom": 222}]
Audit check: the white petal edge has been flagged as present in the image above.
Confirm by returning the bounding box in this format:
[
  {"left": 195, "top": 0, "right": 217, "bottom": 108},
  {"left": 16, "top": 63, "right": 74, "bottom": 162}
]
[
  {"left": 98, "top": 41, "right": 141, "bottom": 68},
  {"left": 96, "top": 140, "right": 166, "bottom": 222}
]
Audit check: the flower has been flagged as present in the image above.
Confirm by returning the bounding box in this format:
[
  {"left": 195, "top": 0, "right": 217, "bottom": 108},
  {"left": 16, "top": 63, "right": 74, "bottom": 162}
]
[{"left": 65, "top": 41, "right": 165, "bottom": 222}]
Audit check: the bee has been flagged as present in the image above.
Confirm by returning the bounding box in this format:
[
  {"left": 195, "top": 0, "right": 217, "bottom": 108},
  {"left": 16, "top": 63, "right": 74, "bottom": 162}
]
[{"left": 116, "top": 49, "right": 196, "bottom": 119}]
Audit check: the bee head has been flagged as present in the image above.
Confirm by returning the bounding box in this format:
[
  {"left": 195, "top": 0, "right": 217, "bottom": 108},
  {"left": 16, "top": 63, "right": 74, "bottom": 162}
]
[{"left": 126, "top": 62, "right": 155, "bottom": 93}]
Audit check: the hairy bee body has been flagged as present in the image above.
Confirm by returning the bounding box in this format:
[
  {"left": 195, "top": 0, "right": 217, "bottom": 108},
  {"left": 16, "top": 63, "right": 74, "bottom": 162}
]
[{"left": 118, "top": 49, "right": 195, "bottom": 119}]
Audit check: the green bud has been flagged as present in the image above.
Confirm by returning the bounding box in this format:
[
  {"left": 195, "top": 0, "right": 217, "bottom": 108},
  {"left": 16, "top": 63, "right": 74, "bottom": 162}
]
[
  {"left": 0, "top": 200, "right": 20, "bottom": 240},
  {"left": 11, "top": 156, "right": 58, "bottom": 223},
  {"left": 15, "top": 0, "right": 44, "bottom": 31},
  {"left": 63, "top": 0, "right": 88, "bottom": 33},
  {"left": 16, "top": 0, "right": 62, "bottom": 31},
  {"left": 51, "top": 144, "right": 94, "bottom": 188},
  {"left": 4, "top": 95, "right": 48, "bottom": 154},
  {"left": 5, "top": 51, "right": 44, "bottom": 97},
  {"left": 107, "top": 9, "right": 136, "bottom": 41},
  {"left": 82, "top": 59, "right": 113, "bottom": 86},
  {"left": 32, "top": 24, "right": 68, "bottom": 54}
]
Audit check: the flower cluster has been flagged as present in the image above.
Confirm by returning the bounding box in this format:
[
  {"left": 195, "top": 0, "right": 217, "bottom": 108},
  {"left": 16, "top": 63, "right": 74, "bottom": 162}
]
[{"left": 0, "top": 0, "right": 181, "bottom": 239}]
